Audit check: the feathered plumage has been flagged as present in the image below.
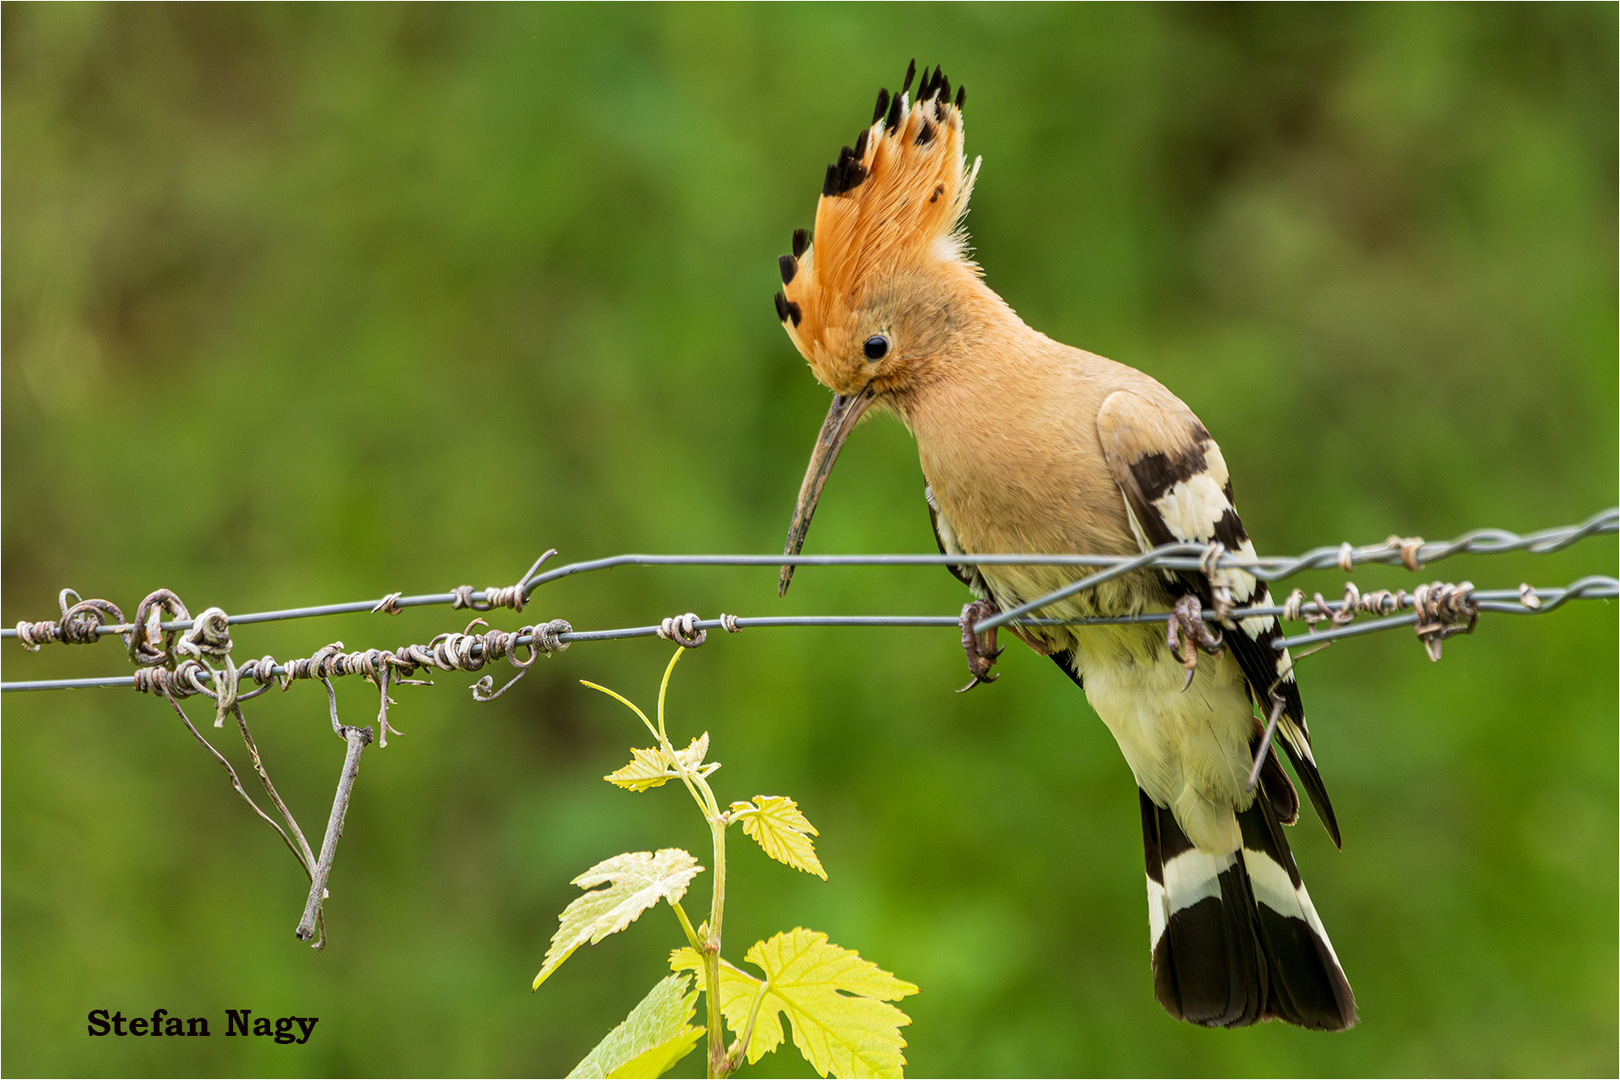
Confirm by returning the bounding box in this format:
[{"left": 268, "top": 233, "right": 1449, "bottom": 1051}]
[
  {"left": 775, "top": 62, "right": 1356, "bottom": 1031},
  {"left": 776, "top": 71, "right": 981, "bottom": 398}
]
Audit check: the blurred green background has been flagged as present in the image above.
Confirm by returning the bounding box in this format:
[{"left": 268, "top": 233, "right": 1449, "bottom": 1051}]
[{"left": 4, "top": 4, "right": 1616, "bottom": 1076}]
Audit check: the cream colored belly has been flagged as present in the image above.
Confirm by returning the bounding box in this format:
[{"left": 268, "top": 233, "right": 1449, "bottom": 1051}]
[
  {"left": 1071, "top": 621, "right": 1257, "bottom": 854},
  {"left": 971, "top": 560, "right": 1259, "bottom": 856}
]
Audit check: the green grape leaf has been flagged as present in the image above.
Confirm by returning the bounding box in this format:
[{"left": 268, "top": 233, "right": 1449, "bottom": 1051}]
[
  {"left": 605, "top": 734, "right": 716, "bottom": 792},
  {"left": 673, "top": 929, "right": 919, "bottom": 1078},
  {"left": 605, "top": 1028, "right": 704, "bottom": 1079},
  {"left": 605, "top": 746, "right": 677, "bottom": 793},
  {"left": 730, "top": 795, "right": 827, "bottom": 879},
  {"left": 533, "top": 850, "right": 703, "bottom": 990},
  {"left": 568, "top": 973, "right": 701, "bottom": 1079},
  {"left": 670, "top": 948, "right": 777, "bottom": 1059}
]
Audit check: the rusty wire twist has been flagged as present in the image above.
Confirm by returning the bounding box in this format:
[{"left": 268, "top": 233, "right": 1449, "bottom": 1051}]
[
  {"left": 658, "top": 612, "right": 707, "bottom": 648},
  {"left": 127, "top": 589, "right": 191, "bottom": 668},
  {"left": 14, "top": 590, "right": 126, "bottom": 651},
  {"left": 1280, "top": 579, "right": 1481, "bottom": 660},
  {"left": 1411, "top": 581, "right": 1478, "bottom": 661},
  {"left": 452, "top": 581, "right": 530, "bottom": 612},
  {"left": 1387, "top": 534, "right": 1426, "bottom": 572},
  {"left": 1196, "top": 541, "right": 1236, "bottom": 621}
]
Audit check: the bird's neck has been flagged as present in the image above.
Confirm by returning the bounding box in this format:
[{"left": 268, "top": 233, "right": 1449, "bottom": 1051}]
[
  {"left": 890, "top": 275, "right": 1051, "bottom": 411},
  {"left": 891, "top": 277, "right": 1136, "bottom": 559}
]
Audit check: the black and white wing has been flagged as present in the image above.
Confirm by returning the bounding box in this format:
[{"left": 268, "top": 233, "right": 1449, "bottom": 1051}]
[
  {"left": 1099, "top": 389, "right": 1356, "bottom": 1032},
  {"left": 1096, "top": 390, "right": 1340, "bottom": 847}
]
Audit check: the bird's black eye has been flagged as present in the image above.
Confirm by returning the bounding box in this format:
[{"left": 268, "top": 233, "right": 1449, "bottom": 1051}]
[{"left": 863, "top": 335, "right": 889, "bottom": 361}]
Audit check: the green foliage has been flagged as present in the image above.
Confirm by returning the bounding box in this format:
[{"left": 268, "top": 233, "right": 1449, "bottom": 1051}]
[
  {"left": 672, "top": 929, "right": 918, "bottom": 1079},
  {"left": 534, "top": 850, "right": 705, "bottom": 992},
  {"left": 729, "top": 797, "right": 825, "bottom": 881},
  {"left": 2, "top": 6, "right": 1615, "bottom": 1076},
  {"left": 605, "top": 734, "right": 719, "bottom": 794},
  {"left": 553, "top": 650, "right": 917, "bottom": 1079},
  {"left": 568, "top": 974, "right": 703, "bottom": 1080}
]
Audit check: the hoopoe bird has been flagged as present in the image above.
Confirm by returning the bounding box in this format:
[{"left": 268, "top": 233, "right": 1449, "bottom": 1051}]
[{"left": 773, "top": 62, "right": 1356, "bottom": 1031}]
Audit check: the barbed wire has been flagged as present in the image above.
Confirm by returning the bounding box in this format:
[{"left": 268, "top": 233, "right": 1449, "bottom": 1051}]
[
  {"left": 972, "top": 506, "right": 1616, "bottom": 633},
  {"left": 3, "top": 511, "right": 1612, "bottom": 948},
  {"left": 4, "top": 508, "right": 1613, "bottom": 642},
  {"left": 3, "top": 578, "right": 1613, "bottom": 694}
]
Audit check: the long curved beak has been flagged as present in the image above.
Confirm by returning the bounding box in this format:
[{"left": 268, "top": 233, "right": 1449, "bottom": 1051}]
[{"left": 779, "top": 388, "right": 876, "bottom": 596}]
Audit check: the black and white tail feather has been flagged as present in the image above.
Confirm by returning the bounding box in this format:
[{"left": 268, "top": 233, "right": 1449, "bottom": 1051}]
[
  {"left": 1141, "top": 754, "right": 1355, "bottom": 1030},
  {"left": 1098, "top": 389, "right": 1356, "bottom": 1030}
]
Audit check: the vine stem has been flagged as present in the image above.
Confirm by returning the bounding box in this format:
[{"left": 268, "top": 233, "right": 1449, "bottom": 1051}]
[
  {"left": 649, "top": 650, "right": 731, "bottom": 1079},
  {"left": 670, "top": 900, "right": 703, "bottom": 954},
  {"left": 702, "top": 796, "right": 730, "bottom": 1078},
  {"left": 728, "top": 975, "right": 773, "bottom": 1073}
]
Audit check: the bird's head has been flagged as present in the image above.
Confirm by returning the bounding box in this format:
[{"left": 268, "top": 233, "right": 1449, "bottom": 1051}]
[{"left": 776, "top": 62, "right": 982, "bottom": 594}]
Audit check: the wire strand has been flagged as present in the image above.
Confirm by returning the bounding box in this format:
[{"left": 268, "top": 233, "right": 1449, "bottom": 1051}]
[
  {"left": 3, "top": 508, "right": 1613, "bottom": 641},
  {"left": 4, "top": 577, "right": 1612, "bottom": 693}
]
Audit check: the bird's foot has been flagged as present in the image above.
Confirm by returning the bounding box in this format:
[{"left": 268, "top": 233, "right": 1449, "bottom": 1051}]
[
  {"left": 1166, "top": 594, "right": 1224, "bottom": 692},
  {"left": 957, "top": 598, "right": 1004, "bottom": 692}
]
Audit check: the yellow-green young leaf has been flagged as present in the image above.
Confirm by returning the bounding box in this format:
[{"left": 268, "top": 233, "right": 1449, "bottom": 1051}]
[
  {"left": 534, "top": 850, "right": 703, "bottom": 990},
  {"left": 568, "top": 974, "right": 701, "bottom": 1079},
  {"left": 605, "top": 1028, "right": 703, "bottom": 1079},
  {"left": 670, "top": 948, "right": 780, "bottom": 1062},
  {"left": 747, "top": 929, "right": 917, "bottom": 1078},
  {"left": 674, "top": 930, "right": 919, "bottom": 1079},
  {"left": 605, "top": 746, "right": 676, "bottom": 792},
  {"left": 604, "top": 734, "right": 716, "bottom": 792},
  {"left": 730, "top": 795, "right": 826, "bottom": 880},
  {"left": 671, "top": 732, "right": 713, "bottom": 773}
]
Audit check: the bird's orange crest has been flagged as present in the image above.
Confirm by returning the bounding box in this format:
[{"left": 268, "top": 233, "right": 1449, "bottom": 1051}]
[{"left": 774, "top": 62, "right": 981, "bottom": 392}]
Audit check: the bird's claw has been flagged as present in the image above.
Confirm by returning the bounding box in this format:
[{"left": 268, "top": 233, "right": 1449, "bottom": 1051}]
[
  {"left": 957, "top": 598, "right": 1002, "bottom": 692},
  {"left": 1166, "top": 594, "right": 1223, "bottom": 692}
]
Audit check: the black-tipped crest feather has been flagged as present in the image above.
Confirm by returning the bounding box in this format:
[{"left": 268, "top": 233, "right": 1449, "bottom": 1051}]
[
  {"left": 884, "top": 91, "right": 903, "bottom": 131},
  {"left": 822, "top": 143, "right": 869, "bottom": 198}
]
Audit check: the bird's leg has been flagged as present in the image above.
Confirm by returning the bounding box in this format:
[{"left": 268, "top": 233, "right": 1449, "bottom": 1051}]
[
  {"left": 1166, "top": 594, "right": 1224, "bottom": 692},
  {"left": 957, "top": 598, "right": 1004, "bottom": 692}
]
